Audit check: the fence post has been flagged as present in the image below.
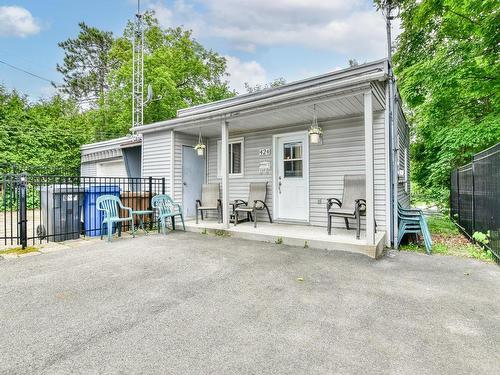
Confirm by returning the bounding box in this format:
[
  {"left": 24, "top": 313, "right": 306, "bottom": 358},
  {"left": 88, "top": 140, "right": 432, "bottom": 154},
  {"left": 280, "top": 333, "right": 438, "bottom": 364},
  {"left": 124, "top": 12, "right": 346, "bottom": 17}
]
[
  {"left": 456, "top": 170, "right": 460, "bottom": 227},
  {"left": 471, "top": 157, "right": 476, "bottom": 235},
  {"left": 161, "top": 177, "right": 165, "bottom": 195},
  {"left": 148, "top": 176, "right": 153, "bottom": 211},
  {"left": 18, "top": 173, "right": 28, "bottom": 249}
]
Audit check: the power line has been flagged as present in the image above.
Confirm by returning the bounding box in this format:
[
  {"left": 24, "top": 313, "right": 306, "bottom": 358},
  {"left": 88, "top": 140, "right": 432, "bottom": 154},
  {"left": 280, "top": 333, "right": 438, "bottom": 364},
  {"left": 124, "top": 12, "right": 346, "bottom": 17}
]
[{"left": 0, "top": 59, "right": 62, "bottom": 87}]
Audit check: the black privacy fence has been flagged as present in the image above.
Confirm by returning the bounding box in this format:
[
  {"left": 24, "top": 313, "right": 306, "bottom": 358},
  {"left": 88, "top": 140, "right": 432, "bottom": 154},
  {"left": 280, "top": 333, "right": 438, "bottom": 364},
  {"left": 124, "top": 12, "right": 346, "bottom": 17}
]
[
  {"left": 450, "top": 142, "right": 500, "bottom": 262},
  {"left": 1, "top": 174, "right": 165, "bottom": 248}
]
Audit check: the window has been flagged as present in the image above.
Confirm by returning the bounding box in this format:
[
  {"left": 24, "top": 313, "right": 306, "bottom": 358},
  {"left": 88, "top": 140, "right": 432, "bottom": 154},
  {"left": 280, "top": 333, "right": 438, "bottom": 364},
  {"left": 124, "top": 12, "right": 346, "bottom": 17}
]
[
  {"left": 217, "top": 138, "right": 244, "bottom": 177},
  {"left": 283, "top": 142, "right": 303, "bottom": 177}
]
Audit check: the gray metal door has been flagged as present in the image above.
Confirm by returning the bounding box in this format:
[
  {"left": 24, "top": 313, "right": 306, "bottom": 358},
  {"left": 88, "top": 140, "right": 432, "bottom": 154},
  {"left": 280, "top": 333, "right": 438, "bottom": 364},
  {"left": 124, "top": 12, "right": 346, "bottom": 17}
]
[{"left": 182, "top": 145, "right": 205, "bottom": 218}]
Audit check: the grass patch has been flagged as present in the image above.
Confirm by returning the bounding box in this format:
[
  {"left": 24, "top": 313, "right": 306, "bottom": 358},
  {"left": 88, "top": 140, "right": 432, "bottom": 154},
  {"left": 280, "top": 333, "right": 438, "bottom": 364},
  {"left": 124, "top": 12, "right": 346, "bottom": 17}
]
[
  {"left": 400, "top": 214, "right": 494, "bottom": 262},
  {"left": 426, "top": 215, "right": 460, "bottom": 236},
  {"left": 0, "top": 246, "right": 40, "bottom": 257},
  {"left": 275, "top": 237, "right": 283, "bottom": 245},
  {"left": 214, "top": 230, "right": 230, "bottom": 237}
]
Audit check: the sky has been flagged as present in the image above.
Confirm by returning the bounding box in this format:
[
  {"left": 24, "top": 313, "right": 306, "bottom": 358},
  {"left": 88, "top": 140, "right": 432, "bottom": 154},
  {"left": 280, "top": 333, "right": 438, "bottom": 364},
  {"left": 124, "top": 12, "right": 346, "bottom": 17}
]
[{"left": 0, "top": 0, "right": 400, "bottom": 100}]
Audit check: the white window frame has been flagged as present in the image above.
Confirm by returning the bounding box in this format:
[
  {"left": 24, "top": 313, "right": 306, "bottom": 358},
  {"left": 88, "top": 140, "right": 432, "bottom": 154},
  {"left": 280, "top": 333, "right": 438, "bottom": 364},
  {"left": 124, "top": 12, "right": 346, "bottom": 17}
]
[{"left": 217, "top": 137, "right": 244, "bottom": 178}]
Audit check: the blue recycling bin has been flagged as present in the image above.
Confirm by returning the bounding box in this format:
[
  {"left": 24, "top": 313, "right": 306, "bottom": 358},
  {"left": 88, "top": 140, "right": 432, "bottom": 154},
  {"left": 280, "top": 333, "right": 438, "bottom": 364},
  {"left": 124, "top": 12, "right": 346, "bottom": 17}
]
[{"left": 84, "top": 185, "right": 121, "bottom": 237}]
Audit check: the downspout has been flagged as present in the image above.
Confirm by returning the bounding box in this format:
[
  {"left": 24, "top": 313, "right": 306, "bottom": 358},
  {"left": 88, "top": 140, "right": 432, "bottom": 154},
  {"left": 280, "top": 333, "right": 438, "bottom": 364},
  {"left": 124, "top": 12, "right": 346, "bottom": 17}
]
[{"left": 385, "top": 2, "right": 399, "bottom": 249}]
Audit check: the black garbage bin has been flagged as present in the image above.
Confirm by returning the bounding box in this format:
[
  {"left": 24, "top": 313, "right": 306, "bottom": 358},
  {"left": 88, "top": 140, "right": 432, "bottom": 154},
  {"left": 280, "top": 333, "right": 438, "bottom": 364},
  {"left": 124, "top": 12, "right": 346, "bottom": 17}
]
[{"left": 38, "top": 185, "right": 85, "bottom": 242}]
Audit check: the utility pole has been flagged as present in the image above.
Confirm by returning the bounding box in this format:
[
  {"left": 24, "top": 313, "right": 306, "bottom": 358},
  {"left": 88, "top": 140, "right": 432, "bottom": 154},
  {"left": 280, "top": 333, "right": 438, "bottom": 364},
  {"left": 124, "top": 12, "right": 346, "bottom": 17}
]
[{"left": 132, "top": 0, "right": 144, "bottom": 131}]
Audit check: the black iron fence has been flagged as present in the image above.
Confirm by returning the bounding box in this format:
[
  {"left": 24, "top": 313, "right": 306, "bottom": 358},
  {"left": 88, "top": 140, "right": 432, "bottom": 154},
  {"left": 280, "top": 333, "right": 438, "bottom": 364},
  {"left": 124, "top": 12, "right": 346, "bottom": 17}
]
[
  {"left": 450, "top": 142, "right": 499, "bottom": 262},
  {"left": 1, "top": 174, "right": 165, "bottom": 248}
]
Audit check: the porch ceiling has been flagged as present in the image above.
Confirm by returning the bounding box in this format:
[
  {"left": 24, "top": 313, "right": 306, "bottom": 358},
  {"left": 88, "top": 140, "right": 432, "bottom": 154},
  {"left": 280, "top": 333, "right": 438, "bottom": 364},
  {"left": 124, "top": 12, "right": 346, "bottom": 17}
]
[{"left": 178, "top": 91, "right": 383, "bottom": 137}]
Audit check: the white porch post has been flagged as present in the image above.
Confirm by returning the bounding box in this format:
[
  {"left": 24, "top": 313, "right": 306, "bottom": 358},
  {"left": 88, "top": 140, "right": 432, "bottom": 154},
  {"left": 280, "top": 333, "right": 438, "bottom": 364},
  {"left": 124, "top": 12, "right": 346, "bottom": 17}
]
[
  {"left": 364, "top": 90, "right": 375, "bottom": 245},
  {"left": 170, "top": 130, "right": 175, "bottom": 198},
  {"left": 221, "top": 120, "right": 230, "bottom": 228}
]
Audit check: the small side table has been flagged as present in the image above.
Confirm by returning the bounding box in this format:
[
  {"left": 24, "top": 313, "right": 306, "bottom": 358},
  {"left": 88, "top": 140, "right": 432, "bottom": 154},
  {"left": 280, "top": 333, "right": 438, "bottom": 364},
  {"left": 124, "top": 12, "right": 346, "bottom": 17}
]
[
  {"left": 229, "top": 202, "right": 250, "bottom": 224},
  {"left": 132, "top": 210, "right": 154, "bottom": 234}
]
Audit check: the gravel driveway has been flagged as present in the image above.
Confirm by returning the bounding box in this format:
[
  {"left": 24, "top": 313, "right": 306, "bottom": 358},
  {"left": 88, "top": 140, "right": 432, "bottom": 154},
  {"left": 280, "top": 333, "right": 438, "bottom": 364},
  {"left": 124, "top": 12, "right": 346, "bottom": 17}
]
[{"left": 1, "top": 232, "right": 499, "bottom": 374}]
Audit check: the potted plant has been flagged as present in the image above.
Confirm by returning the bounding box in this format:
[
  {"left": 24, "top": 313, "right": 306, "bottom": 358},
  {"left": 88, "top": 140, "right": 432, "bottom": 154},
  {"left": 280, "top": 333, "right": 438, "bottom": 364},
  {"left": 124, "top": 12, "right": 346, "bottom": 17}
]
[
  {"left": 194, "top": 130, "right": 206, "bottom": 156},
  {"left": 309, "top": 125, "right": 323, "bottom": 144},
  {"left": 308, "top": 104, "right": 323, "bottom": 144},
  {"left": 194, "top": 142, "right": 206, "bottom": 156}
]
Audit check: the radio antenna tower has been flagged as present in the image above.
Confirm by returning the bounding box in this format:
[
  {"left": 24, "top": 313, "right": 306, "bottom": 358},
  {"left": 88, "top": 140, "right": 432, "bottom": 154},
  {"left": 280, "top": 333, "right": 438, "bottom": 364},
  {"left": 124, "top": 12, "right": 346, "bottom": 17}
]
[{"left": 132, "top": 0, "right": 144, "bottom": 130}]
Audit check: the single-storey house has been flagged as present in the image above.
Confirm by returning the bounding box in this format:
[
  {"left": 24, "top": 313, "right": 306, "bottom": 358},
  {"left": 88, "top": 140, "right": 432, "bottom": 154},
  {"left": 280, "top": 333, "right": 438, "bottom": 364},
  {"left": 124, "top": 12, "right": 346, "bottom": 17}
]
[{"left": 81, "top": 59, "right": 410, "bottom": 258}]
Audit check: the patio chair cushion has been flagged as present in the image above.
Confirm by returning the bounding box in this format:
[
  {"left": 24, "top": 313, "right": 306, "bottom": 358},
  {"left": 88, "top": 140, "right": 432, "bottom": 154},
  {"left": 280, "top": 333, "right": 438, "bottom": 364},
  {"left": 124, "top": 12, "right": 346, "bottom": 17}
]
[
  {"left": 197, "top": 205, "right": 218, "bottom": 210},
  {"left": 328, "top": 207, "right": 357, "bottom": 217},
  {"left": 234, "top": 206, "right": 254, "bottom": 212}
]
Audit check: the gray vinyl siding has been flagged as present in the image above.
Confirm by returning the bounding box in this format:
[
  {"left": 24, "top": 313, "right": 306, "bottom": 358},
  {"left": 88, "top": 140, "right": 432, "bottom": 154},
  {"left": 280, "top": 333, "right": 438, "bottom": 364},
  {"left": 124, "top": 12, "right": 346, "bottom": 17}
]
[
  {"left": 80, "top": 157, "right": 126, "bottom": 177},
  {"left": 207, "top": 133, "right": 274, "bottom": 222},
  {"left": 141, "top": 130, "right": 171, "bottom": 193},
  {"left": 80, "top": 162, "right": 97, "bottom": 177},
  {"left": 205, "top": 113, "right": 387, "bottom": 230},
  {"left": 173, "top": 132, "right": 198, "bottom": 202},
  {"left": 396, "top": 103, "right": 410, "bottom": 207},
  {"left": 309, "top": 113, "right": 386, "bottom": 230}
]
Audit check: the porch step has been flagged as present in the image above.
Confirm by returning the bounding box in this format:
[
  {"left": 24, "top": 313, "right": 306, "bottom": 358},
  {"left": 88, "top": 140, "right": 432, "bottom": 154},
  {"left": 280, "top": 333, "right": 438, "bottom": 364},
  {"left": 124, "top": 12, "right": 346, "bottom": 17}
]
[{"left": 184, "top": 221, "right": 386, "bottom": 259}]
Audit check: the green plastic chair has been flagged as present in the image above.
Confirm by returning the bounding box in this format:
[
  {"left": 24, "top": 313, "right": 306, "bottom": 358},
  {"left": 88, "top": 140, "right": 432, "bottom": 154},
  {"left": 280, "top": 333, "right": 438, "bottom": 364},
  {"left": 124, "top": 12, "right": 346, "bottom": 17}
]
[
  {"left": 96, "top": 195, "right": 135, "bottom": 242},
  {"left": 151, "top": 194, "right": 185, "bottom": 235},
  {"left": 397, "top": 203, "right": 432, "bottom": 254}
]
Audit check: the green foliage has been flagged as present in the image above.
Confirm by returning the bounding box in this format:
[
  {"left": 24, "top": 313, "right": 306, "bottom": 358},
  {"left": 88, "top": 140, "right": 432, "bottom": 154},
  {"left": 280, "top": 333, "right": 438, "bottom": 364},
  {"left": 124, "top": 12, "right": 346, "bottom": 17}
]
[
  {"left": 244, "top": 78, "right": 286, "bottom": 93},
  {"left": 214, "top": 230, "right": 230, "bottom": 237},
  {"left": 393, "top": 0, "right": 500, "bottom": 203},
  {"left": 472, "top": 231, "right": 490, "bottom": 245},
  {"left": 0, "top": 87, "right": 95, "bottom": 173},
  {"left": 57, "top": 22, "right": 117, "bottom": 102},
  {"left": 275, "top": 237, "right": 283, "bottom": 244}
]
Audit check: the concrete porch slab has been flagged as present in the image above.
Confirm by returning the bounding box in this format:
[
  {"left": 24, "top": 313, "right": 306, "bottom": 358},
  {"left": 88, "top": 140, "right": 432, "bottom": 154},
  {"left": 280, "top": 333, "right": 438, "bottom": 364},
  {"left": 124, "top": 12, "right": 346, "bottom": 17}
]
[{"left": 184, "top": 219, "right": 386, "bottom": 258}]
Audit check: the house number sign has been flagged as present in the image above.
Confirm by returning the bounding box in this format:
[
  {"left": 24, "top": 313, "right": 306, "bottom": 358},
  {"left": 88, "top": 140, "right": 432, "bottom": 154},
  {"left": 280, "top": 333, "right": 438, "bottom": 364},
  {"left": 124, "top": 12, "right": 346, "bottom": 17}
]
[{"left": 259, "top": 148, "right": 271, "bottom": 156}]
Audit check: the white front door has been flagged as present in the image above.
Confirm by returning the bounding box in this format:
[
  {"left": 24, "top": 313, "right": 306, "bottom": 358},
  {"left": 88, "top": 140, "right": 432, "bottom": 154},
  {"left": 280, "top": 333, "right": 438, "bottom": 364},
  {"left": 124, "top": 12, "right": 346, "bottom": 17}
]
[
  {"left": 274, "top": 132, "right": 309, "bottom": 222},
  {"left": 182, "top": 145, "right": 205, "bottom": 218}
]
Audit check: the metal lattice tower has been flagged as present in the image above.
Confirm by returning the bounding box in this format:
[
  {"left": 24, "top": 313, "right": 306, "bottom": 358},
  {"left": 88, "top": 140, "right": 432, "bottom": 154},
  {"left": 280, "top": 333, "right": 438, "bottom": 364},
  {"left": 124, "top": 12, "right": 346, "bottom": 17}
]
[{"left": 132, "top": 1, "right": 144, "bottom": 129}]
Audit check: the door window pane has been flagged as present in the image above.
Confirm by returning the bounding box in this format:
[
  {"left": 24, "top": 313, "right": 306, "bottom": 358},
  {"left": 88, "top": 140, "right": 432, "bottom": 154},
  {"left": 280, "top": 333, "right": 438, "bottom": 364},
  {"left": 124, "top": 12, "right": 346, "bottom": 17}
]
[
  {"left": 292, "top": 143, "right": 302, "bottom": 159},
  {"left": 284, "top": 160, "right": 303, "bottom": 177}
]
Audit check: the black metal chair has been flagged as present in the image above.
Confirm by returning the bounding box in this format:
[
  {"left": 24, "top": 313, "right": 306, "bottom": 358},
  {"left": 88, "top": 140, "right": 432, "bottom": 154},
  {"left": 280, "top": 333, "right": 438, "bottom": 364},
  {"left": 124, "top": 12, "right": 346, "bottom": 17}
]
[
  {"left": 326, "top": 175, "right": 376, "bottom": 239},
  {"left": 234, "top": 182, "right": 272, "bottom": 228}
]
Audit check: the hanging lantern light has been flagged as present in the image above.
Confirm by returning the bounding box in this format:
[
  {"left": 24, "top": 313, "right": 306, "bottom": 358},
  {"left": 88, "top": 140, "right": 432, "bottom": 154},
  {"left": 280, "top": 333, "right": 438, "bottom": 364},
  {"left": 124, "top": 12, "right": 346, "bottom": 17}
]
[
  {"left": 194, "top": 129, "right": 206, "bottom": 156},
  {"left": 308, "top": 104, "right": 323, "bottom": 144}
]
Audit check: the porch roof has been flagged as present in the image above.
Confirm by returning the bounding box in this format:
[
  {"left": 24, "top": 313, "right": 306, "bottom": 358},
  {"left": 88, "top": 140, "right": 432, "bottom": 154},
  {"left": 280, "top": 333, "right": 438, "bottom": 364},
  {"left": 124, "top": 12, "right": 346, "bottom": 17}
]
[{"left": 134, "top": 59, "right": 388, "bottom": 137}]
